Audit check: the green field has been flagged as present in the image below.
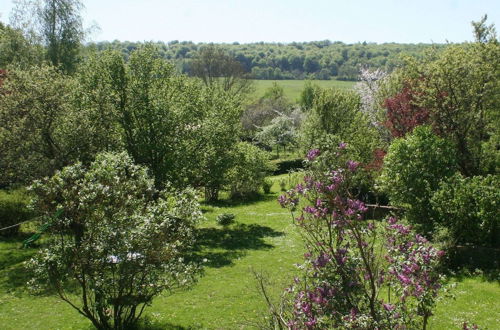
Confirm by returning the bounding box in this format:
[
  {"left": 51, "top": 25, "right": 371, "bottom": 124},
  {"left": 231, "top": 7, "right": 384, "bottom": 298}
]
[
  {"left": 251, "top": 79, "right": 356, "bottom": 102},
  {"left": 1, "top": 176, "right": 499, "bottom": 329}
]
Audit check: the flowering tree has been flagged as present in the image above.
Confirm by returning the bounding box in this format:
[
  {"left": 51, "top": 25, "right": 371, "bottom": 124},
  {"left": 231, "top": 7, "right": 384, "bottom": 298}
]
[
  {"left": 256, "top": 114, "right": 297, "bottom": 157},
  {"left": 354, "top": 67, "right": 387, "bottom": 128},
  {"left": 27, "top": 152, "right": 202, "bottom": 329},
  {"left": 272, "top": 144, "right": 444, "bottom": 329}
]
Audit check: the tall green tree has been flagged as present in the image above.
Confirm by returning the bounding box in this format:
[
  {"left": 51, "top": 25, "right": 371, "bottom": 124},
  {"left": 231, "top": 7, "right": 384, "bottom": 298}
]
[
  {"left": 300, "top": 88, "right": 379, "bottom": 165},
  {"left": 72, "top": 50, "right": 126, "bottom": 156},
  {"left": 121, "top": 46, "right": 204, "bottom": 189},
  {"left": 10, "top": 0, "right": 85, "bottom": 73},
  {"left": 197, "top": 87, "right": 242, "bottom": 201},
  {"left": 120, "top": 46, "right": 243, "bottom": 199},
  {"left": 39, "top": 0, "right": 84, "bottom": 73},
  {"left": 382, "top": 17, "right": 500, "bottom": 176},
  {"left": 190, "top": 44, "right": 253, "bottom": 96},
  {"left": 0, "top": 65, "right": 78, "bottom": 185}
]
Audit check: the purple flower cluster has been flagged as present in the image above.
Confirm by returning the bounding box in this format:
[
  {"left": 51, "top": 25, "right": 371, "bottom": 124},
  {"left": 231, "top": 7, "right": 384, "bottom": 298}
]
[
  {"left": 346, "top": 160, "right": 359, "bottom": 172},
  {"left": 385, "top": 217, "right": 444, "bottom": 322},
  {"left": 276, "top": 148, "right": 444, "bottom": 329},
  {"left": 306, "top": 148, "right": 321, "bottom": 161}
]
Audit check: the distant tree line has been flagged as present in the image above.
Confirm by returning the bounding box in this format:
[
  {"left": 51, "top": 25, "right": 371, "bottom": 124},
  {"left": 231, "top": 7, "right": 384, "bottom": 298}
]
[{"left": 87, "top": 40, "right": 446, "bottom": 80}]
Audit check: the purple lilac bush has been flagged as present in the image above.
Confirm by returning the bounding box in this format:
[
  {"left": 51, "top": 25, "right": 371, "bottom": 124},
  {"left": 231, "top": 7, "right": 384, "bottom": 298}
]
[{"left": 275, "top": 143, "right": 444, "bottom": 329}]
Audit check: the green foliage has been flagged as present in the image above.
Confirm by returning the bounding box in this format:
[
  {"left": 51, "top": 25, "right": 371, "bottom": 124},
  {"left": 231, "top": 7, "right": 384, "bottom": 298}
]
[
  {"left": 301, "top": 88, "right": 362, "bottom": 142},
  {"left": 279, "top": 179, "right": 287, "bottom": 192},
  {"left": 225, "top": 142, "right": 274, "bottom": 198},
  {"left": 120, "top": 45, "right": 243, "bottom": 200},
  {"left": 262, "top": 178, "right": 273, "bottom": 194},
  {"left": 89, "top": 40, "right": 443, "bottom": 80},
  {"left": 27, "top": 152, "right": 202, "bottom": 329},
  {"left": 431, "top": 173, "right": 499, "bottom": 248},
  {"left": 122, "top": 45, "right": 202, "bottom": 188},
  {"left": 38, "top": 0, "right": 85, "bottom": 73},
  {"left": 0, "top": 65, "right": 81, "bottom": 185},
  {"left": 72, "top": 50, "right": 126, "bottom": 155},
  {"left": 197, "top": 87, "right": 243, "bottom": 201},
  {"left": 379, "top": 126, "right": 457, "bottom": 234},
  {"left": 300, "top": 88, "right": 379, "bottom": 166},
  {"left": 479, "top": 131, "right": 500, "bottom": 174},
  {"left": 255, "top": 114, "right": 297, "bottom": 151},
  {"left": 272, "top": 158, "right": 304, "bottom": 175},
  {"left": 216, "top": 213, "right": 236, "bottom": 227},
  {"left": 0, "top": 62, "right": 126, "bottom": 187},
  {"left": 0, "top": 189, "right": 33, "bottom": 237},
  {"left": 0, "top": 22, "right": 43, "bottom": 68},
  {"left": 298, "top": 81, "right": 319, "bottom": 110},
  {"left": 262, "top": 81, "right": 285, "bottom": 100},
  {"left": 383, "top": 33, "right": 500, "bottom": 176}
]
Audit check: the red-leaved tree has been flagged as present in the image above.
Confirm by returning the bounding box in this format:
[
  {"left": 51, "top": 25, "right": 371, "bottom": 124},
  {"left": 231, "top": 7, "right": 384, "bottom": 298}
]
[{"left": 383, "top": 83, "right": 429, "bottom": 138}]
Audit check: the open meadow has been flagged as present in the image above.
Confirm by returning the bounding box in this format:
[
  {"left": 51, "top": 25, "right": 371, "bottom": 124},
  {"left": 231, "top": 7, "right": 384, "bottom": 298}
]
[{"left": 251, "top": 80, "right": 356, "bottom": 101}]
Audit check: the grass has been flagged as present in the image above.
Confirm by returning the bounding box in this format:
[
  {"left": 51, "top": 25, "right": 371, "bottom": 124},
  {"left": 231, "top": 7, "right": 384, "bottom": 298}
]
[
  {"left": 251, "top": 79, "right": 356, "bottom": 102},
  {"left": 0, "top": 179, "right": 499, "bottom": 329}
]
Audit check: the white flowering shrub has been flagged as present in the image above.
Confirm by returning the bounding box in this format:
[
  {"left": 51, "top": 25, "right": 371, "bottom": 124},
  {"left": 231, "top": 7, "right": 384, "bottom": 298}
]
[
  {"left": 354, "top": 67, "right": 387, "bottom": 128},
  {"left": 27, "top": 152, "right": 203, "bottom": 329}
]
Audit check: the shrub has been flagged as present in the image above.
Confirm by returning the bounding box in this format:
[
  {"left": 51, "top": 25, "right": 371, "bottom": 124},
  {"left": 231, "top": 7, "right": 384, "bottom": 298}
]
[
  {"left": 0, "top": 189, "right": 32, "bottom": 237},
  {"left": 27, "top": 152, "right": 202, "bottom": 329},
  {"left": 431, "top": 173, "right": 499, "bottom": 248},
  {"left": 299, "top": 88, "right": 379, "bottom": 168},
  {"left": 226, "top": 142, "right": 274, "bottom": 198},
  {"left": 216, "top": 213, "right": 235, "bottom": 227},
  {"left": 298, "top": 81, "right": 319, "bottom": 111},
  {"left": 272, "top": 144, "right": 445, "bottom": 329},
  {"left": 279, "top": 179, "right": 287, "bottom": 192},
  {"left": 262, "top": 178, "right": 273, "bottom": 194},
  {"left": 379, "top": 126, "right": 457, "bottom": 235}
]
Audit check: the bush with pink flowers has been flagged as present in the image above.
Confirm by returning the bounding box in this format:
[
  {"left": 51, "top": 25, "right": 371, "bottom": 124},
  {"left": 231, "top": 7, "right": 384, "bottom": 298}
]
[{"left": 271, "top": 143, "right": 445, "bottom": 329}]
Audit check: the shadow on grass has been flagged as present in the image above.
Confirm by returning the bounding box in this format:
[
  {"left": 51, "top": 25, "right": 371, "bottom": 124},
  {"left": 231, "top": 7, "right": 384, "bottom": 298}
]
[
  {"left": 202, "top": 193, "right": 278, "bottom": 208},
  {"left": 447, "top": 269, "right": 500, "bottom": 285},
  {"left": 193, "top": 222, "right": 284, "bottom": 268},
  {"left": 137, "top": 320, "right": 200, "bottom": 330},
  {"left": 0, "top": 236, "right": 83, "bottom": 295},
  {"left": 0, "top": 235, "right": 39, "bottom": 293},
  {"left": 443, "top": 245, "right": 500, "bottom": 284}
]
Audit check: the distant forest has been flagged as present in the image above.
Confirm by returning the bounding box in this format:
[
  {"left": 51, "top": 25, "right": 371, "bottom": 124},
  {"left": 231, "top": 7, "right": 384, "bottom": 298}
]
[{"left": 87, "top": 40, "right": 447, "bottom": 80}]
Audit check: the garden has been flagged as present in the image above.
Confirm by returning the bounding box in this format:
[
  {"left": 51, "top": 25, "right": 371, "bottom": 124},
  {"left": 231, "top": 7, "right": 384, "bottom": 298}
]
[{"left": 0, "top": 2, "right": 499, "bottom": 329}]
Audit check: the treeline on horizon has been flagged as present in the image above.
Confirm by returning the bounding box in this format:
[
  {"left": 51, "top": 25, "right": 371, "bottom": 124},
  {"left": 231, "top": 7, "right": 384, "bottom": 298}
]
[{"left": 87, "top": 40, "right": 447, "bottom": 80}]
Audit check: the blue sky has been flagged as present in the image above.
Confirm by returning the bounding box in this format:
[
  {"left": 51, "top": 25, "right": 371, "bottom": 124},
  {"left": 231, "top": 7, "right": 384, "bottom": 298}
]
[{"left": 1, "top": 0, "right": 499, "bottom": 43}]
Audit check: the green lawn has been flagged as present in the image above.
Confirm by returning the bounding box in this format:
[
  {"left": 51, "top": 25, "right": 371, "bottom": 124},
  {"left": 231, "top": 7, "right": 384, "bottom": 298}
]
[
  {"left": 0, "top": 179, "right": 499, "bottom": 329},
  {"left": 251, "top": 79, "right": 356, "bottom": 102}
]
